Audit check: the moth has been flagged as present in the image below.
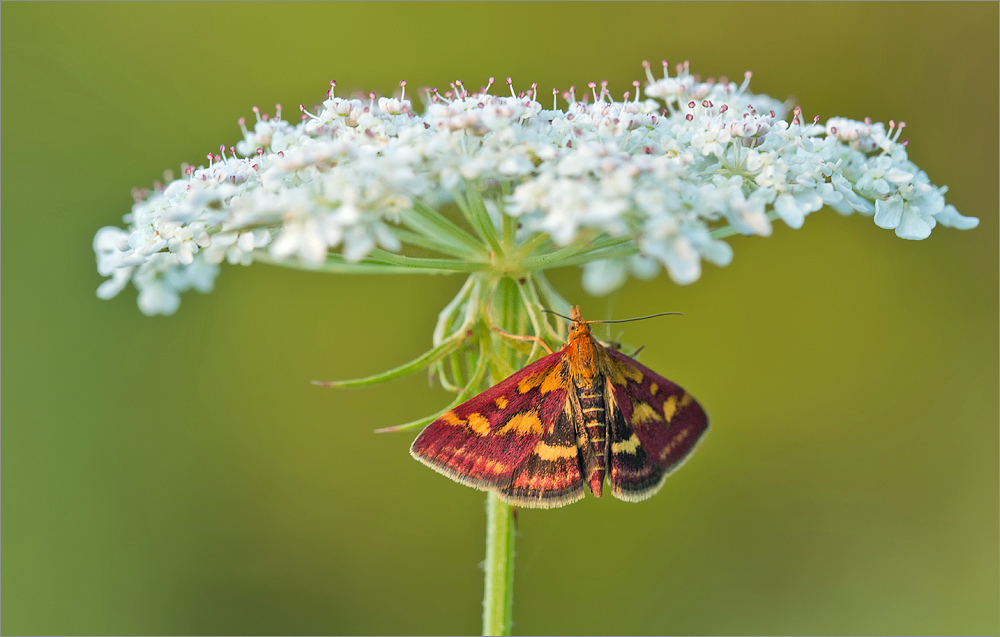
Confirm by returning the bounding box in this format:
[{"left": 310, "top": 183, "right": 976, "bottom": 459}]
[{"left": 411, "top": 306, "right": 708, "bottom": 508}]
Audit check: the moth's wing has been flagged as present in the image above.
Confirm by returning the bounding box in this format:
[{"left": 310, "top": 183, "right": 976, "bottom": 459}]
[
  {"left": 496, "top": 404, "right": 586, "bottom": 509},
  {"left": 410, "top": 351, "right": 571, "bottom": 496},
  {"left": 602, "top": 348, "right": 709, "bottom": 502}
]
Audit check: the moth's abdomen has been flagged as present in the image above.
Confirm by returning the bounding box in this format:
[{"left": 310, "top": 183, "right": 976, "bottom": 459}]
[{"left": 576, "top": 383, "right": 607, "bottom": 497}]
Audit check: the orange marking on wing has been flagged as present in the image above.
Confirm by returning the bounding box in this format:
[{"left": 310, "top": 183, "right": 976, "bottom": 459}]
[
  {"left": 650, "top": 383, "right": 659, "bottom": 395},
  {"left": 483, "top": 459, "right": 508, "bottom": 474},
  {"left": 514, "top": 468, "right": 579, "bottom": 490},
  {"left": 467, "top": 412, "right": 491, "bottom": 436},
  {"left": 604, "top": 357, "right": 643, "bottom": 386},
  {"left": 540, "top": 365, "right": 565, "bottom": 394},
  {"left": 662, "top": 395, "right": 678, "bottom": 423},
  {"left": 602, "top": 358, "right": 626, "bottom": 386},
  {"left": 611, "top": 433, "right": 641, "bottom": 454},
  {"left": 679, "top": 393, "right": 694, "bottom": 408},
  {"left": 517, "top": 368, "right": 547, "bottom": 394},
  {"left": 632, "top": 401, "right": 663, "bottom": 425},
  {"left": 533, "top": 441, "right": 578, "bottom": 460},
  {"left": 495, "top": 396, "right": 508, "bottom": 409},
  {"left": 441, "top": 411, "right": 464, "bottom": 427},
  {"left": 621, "top": 363, "right": 643, "bottom": 384},
  {"left": 497, "top": 410, "right": 543, "bottom": 435}
]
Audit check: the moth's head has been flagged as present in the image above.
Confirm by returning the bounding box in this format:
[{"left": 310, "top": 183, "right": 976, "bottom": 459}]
[{"left": 568, "top": 305, "right": 591, "bottom": 341}]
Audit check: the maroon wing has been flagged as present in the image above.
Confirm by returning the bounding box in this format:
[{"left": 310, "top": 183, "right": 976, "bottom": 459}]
[
  {"left": 410, "top": 351, "right": 573, "bottom": 498},
  {"left": 495, "top": 405, "right": 586, "bottom": 508},
  {"left": 603, "top": 348, "right": 709, "bottom": 502}
]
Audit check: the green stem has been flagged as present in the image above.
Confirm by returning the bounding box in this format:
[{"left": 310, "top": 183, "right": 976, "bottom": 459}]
[
  {"left": 518, "top": 276, "right": 556, "bottom": 353},
  {"left": 313, "top": 329, "right": 467, "bottom": 388},
  {"left": 534, "top": 271, "right": 572, "bottom": 317},
  {"left": 483, "top": 490, "right": 516, "bottom": 636},
  {"left": 433, "top": 276, "right": 478, "bottom": 345},
  {"left": 546, "top": 243, "right": 641, "bottom": 269},
  {"left": 534, "top": 272, "right": 569, "bottom": 341},
  {"left": 375, "top": 347, "right": 489, "bottom": 433},
  {"left": 253, "top": 251, "right": 464, "bottom": 276},
  {"left": 391, "top": 227, "right": 482, "bottom": 259},
  {"left": 481, "top": 275, "right": 519, "bottom": 637},
  {"left": 514, "top": 232, "right": 552, "bottom": 259},
  {"left": 367, "top": 248, "right": 491, "bottom": 272},
  {"left": 403, "top": 202, "right": 488, "bottom": 258},
  {"left": 497, "top": 186, "right": 517, "bottom": 251},
  {"left": 459, "top": 182, "right": 504, "bottom": 256},
  {"left": 521, "top": 234, "right": 633, "bottom": 271}
]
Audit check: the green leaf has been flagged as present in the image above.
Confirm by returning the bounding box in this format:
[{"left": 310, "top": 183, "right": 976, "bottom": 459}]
[
  {"left": 497, "top": 186, "right": 517, "bottom": 250},
  {"left": 488, "top": 351, "right": 516, "bottom": 381},
  {"left": 459, "top": 182, "right": 503, "bottom": 255},
  {"left": 367, "top": 248, "right": 490, "bottom": 272},
  {"left": 515, "top": 232, "right": 552, "bottom": 259},
  {"left": 313, "top": 331, "right": 467, "bottom": 388},
  {"left": 373, "top": 401, "right": 456, "bottom": 434},
  {"left": 546, "top": 242, "right": 640, "bottom": 269},
  {"left": 391, "top": 227, "right": 481, "bottom": 259},
  {"left": 522, "top": 235, "right": 634, "bottom": 270},
  {"left": 375, "top": 345, "right": 489, "bottom": 433},
  {"left": 254, "top": 251, "right": 463, "bottom": 276},
  {"left": 402, "top": 203, "right": 487, "bottom": 257},
  {"left": 533, "top": 272, "right": 571, "bottom": 341}
]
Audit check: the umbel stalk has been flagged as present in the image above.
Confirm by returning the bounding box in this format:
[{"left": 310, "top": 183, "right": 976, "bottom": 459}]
[
  {"left": 483, "top": 493, "right": 516, "bottom": 636},
  {"left": 480, "top": 275, "right": 531, "bottom": 636}
]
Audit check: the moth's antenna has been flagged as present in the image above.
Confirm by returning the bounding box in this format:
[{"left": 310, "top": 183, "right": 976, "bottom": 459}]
[
  {"left": 540, "top": 309, "right": 573, "bottom": 321},
  {"left": 586, "top": 312, "right": 683, "bottom": 324},
  {"left": 540, "top": 309, "right": 683, "bottom": 324}
]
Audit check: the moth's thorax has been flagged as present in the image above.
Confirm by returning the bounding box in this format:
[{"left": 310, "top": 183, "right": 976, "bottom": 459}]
[
  {"left": 565, "top": 321, "right": 601, "bottom": 385},
  {"left": 565, "top": 308, "right": 608, "bottom": 500}
]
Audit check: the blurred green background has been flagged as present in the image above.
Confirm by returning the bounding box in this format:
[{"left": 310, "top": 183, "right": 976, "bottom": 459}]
[{"left": 2, "top": 3, "right": 997, "bottom": 635}]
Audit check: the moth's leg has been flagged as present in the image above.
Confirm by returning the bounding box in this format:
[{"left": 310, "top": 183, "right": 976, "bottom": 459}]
[
  {"left": 630, "top": 345, "right": 645, "bottom": 357},
  {"left": 490, "top": 326, "right": 554, "bottom": 355}
]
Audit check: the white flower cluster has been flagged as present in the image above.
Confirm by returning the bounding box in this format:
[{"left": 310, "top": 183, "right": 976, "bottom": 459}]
[{"left": 94, "top": 62, "right": 977, "bottom": 313}]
